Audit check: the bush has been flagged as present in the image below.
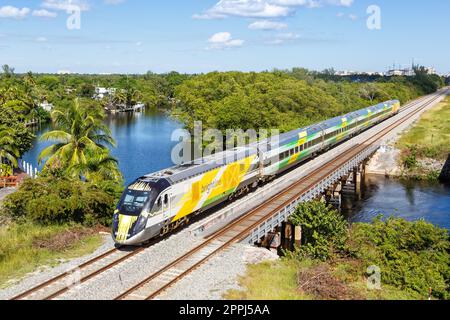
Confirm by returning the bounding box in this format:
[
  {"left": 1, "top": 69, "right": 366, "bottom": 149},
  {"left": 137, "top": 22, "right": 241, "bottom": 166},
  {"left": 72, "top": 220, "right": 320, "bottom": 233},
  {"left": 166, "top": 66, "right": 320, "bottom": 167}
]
[
  {"left": 289, "top": 201, "right": 348, "bottom": 261},
  {"left": 347, "top": 217, "right": 450, "bottom": 300},
  {"left": 403, "top": 145, "right": 419, "bottom": 169},
  {"left": 0, "top": 164, "right": 12, "bottom": 177},
  {"left": 1, "top": 176, "right": 117, "bottom": 226}
]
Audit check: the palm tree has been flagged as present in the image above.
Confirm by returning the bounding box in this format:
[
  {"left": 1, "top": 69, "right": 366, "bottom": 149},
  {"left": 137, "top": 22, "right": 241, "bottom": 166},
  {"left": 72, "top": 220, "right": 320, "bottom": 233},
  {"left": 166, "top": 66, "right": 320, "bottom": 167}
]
[
  {"left": 0, "top": 125, "right": 19, "bottom": 168},
  {"left": 39, "top": 99, "right": 120, "bottom": 182},
  {"left": 70, "top": 150, "right": 122, "bottom": 183},
  {"left": 112, "top": 87, "right": 142, "bottom": 110}
]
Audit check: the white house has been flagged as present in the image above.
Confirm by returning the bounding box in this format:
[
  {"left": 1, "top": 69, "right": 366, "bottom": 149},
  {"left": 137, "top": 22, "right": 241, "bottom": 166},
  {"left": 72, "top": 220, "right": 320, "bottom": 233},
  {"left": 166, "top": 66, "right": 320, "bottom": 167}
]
[
  {"left": 94, "top": 87, "right": 117, "bottom": 100},
  {"left": 39, "top": 101, "right": 54, "bottom": 112}
]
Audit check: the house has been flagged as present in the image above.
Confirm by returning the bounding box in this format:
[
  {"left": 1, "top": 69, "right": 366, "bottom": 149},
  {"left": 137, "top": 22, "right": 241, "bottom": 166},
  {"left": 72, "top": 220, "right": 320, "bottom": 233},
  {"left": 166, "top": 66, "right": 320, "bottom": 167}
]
[
  {"left": 39, "top": 101, "right": 54, "bottom": 112},
  {"left": 93, "top": 87, "right": 117, "bottom": 100}
]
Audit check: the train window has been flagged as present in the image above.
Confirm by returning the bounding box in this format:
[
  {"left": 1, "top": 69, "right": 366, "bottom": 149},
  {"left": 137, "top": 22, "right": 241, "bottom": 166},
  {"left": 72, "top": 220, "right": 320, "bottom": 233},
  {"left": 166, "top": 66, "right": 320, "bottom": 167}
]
[
  {"left": 290, "top": 149, "right": 294, "bottom": 156},
  {"left": 164, "top": 194, "right": 169, "bottom": 205},
  {"left": 295, "top": 146, "right": 299, "bottom": 154},
  {"left": 156, "top": 197, "right": 162, "bottom": 210}
]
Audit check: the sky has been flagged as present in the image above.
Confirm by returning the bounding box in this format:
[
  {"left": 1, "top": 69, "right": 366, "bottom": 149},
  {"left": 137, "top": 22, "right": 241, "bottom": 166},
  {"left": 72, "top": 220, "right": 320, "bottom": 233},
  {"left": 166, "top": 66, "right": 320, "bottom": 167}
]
[{"left": 0, "top": 0, "right": 448, "bottom": 74}]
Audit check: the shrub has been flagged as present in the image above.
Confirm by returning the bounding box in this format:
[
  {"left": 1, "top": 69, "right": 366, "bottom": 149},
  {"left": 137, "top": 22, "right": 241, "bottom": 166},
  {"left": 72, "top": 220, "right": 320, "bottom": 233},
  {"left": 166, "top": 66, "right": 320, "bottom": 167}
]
[
  {"left": 1, "top": 176, "right": 117, "bottom": 226},
  {"left": 347, "top": 217, "right": 450, "bottom": 300},
  {"left": 403, "top": 145, "right": 419, "bottom": 169},
  {"left": 289, "top": 201, "right": 348, "bottom": 261},
  {"left": 0, "top": 164, "right": 12, "bottom": 177}
]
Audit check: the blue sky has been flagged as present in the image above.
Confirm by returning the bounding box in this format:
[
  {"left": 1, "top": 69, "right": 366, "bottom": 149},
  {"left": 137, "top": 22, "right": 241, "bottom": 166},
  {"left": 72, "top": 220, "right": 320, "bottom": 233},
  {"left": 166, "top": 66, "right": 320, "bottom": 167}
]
[{"left": 0, "top": 0, "right": 448, "bottom": 74}]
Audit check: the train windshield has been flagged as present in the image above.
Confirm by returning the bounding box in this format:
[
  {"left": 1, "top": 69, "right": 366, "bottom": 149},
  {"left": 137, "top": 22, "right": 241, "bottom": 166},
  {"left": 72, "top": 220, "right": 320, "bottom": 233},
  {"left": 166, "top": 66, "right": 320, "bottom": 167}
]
[{"left": 118, "top": 189, "right": 154, "bottom": 216}]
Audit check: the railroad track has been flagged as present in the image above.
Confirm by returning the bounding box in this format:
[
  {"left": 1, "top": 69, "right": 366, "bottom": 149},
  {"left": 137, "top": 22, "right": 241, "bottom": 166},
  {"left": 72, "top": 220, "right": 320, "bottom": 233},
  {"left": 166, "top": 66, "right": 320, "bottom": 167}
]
[
  {"left": 115, "top": 89, "right": 448, "bottom": 300},
  {"left": 10, "top": 245, "right": 148, "bottom": 300}
]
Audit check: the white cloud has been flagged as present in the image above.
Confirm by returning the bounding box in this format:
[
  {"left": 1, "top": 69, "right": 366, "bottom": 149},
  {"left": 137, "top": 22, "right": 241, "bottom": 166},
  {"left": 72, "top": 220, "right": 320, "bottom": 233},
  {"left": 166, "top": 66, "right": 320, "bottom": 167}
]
[
  {"left": 0, "top": 6, "right": 30, "bottom": 19},
  {"left": 336, "top": 12, "right": 358, "bottom": 20},
  {"left": 194, "top": 0, "right": 353, "bottom": 19},
  {"left": 41, "top": 0, "right": 90, "bottom": 12},
  {"left": 32, "top": 9, "right": 58, "bottom": 18},
  {"left": 36, "top": 37, "right": 48, "bottom": 42},
  {"left": 207, "top": 32, "right": 244, "bottom": 50},
  {"left": 249, "top": 20, "right": 288, "bottom": 30},
  {"left": 266, "top": 32, "right": 300, "bottom": 44},
  {"left": 104, "top": 0, "right": 126, "bottom": 5}
]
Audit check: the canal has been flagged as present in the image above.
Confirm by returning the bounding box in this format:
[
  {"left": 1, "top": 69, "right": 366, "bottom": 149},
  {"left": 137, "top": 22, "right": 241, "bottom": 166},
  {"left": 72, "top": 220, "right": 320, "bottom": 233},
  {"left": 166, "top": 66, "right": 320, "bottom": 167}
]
[
  {"left": 342, "top": 174, "right": 450, "bottom": 230},
  {"left": 23, "top": 111, "right": 450, "bottom": 230},
  {"left": 22, "top": 109, "right": 182, "bottom": 186}
]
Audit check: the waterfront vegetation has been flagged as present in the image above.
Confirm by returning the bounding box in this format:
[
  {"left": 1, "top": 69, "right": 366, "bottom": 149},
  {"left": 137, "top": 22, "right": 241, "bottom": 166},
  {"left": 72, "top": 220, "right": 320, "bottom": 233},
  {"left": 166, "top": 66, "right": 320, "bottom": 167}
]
[
  {"left": 0, "top": 64, "right": 447, "bottom": 289},
  {"left": 397, "top": 96, "right": 450, "bottom": 180},
  {"left": 227, "top": 201, "right": 450, "bottom": 300},
  {"left": 173, "top": 67, "right": 444, "bottom": 133}
]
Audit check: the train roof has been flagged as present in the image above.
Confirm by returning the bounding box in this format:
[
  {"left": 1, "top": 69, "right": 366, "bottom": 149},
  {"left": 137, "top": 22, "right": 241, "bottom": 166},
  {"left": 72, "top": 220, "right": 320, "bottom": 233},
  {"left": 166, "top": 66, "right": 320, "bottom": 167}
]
[
  {"left": 140, "top": 146, "right": 258, "bottom": 185},
  {"left": 274, "top": 100, "right": 398, "bottom": 147},
  {"left": 137, "top": 100, "right": 399, "bottom": 186}
]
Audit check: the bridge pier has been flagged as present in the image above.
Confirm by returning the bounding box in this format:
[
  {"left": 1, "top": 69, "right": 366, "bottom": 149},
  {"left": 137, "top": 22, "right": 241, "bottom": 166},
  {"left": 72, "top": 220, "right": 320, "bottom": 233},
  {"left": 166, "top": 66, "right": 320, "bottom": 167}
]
[{"left": 325, "top": 181, "right": 342, "bottom": 210}]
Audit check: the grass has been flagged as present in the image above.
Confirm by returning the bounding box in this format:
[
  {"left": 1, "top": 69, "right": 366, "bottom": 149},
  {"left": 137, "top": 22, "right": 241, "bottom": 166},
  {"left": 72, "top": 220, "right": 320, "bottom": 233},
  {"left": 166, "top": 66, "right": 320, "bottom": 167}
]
[
  {"left": 397, "top": 96, "right": 450, "bottom": 161},
  {"left": 226, "top": 257, "right": 427, "bottom": 300},
  {"left": 0, "top": 222, "right": 104, "bottom": 288},
  {"left": 225, "top": 259, "right": 313, "bottom": 300}
]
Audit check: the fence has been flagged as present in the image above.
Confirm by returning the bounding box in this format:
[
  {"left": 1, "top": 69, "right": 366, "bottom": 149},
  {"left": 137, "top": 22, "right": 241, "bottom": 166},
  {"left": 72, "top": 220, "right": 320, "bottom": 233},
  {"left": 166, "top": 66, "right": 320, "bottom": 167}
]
[{"left": 18, "top": 160, "right": 39, "bottom": 179}]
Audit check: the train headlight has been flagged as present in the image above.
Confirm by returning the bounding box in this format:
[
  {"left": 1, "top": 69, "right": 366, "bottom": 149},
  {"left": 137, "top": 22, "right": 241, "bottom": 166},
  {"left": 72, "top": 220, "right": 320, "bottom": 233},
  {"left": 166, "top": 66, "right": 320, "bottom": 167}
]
[{"left": 133, "top": 215, "right": 148, "bottom": 234}]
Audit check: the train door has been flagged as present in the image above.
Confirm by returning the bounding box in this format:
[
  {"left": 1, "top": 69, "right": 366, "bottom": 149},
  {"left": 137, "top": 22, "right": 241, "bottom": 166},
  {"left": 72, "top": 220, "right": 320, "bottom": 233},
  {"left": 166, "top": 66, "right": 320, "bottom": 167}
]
[{"left": 161, "top": 189, "right": 172, "bottom": 219}]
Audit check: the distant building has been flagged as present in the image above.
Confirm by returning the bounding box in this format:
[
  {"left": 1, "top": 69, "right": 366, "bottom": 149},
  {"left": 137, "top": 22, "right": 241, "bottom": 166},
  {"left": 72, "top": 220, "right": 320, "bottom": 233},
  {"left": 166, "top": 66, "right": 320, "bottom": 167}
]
[
  {"left": 57, "top": 70, "right": 72, "bottom": 75},
  {"left": 423, "top": 67, "right": 436, "bottom": 75},
  {"left": 65, "top": 88, "right": 76, "bottom": 94},
  {"left": 93, "top": 87, "right": 116, "bottom": 100},
  {"left": 385, "top": 65, "right": 436, "bottom": 77},
  {"left": 385, "top": 68, "right": 415, "bottom": 77},
  {"left": 335, "top": 70, "right": 357, "bottom": 76},
  {"left": 39, "top": 101, "right": 54, "bottom": 112},
  {"left": 335, "top": 70, "right": 384, "bottom": 77}
]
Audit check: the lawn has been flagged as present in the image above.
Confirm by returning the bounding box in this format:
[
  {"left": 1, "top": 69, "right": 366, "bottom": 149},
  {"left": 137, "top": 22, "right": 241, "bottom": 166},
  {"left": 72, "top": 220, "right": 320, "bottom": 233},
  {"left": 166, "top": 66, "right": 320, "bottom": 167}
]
[
  {"left": 226, "top": 257, "right": 425, "bottom": 301},
  {"left": 397, "top": 96, "right": 450, "bottom": 161},
  {"left": 0, "top": 223, "right": 104, "bottom": 288}
]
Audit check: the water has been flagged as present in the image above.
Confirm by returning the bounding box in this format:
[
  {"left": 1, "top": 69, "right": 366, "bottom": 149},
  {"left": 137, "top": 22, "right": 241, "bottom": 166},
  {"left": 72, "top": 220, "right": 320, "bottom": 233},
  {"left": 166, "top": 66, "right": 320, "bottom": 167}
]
[
  {"left": 342, "top": 174, "right": 450, "bottom": 230},
  {"left": 22, "top": 110, "right": 182, "bottom": 186}
]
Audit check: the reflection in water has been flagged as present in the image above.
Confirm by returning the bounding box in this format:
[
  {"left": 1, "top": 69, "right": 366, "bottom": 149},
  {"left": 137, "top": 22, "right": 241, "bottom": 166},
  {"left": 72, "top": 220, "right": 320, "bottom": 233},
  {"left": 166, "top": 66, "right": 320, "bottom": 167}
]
[
  {"left": 22, "top": 109, "right": 183, "bottom": 186},
  {"left": 342, "top": 174, "right": 450, "bottom": 230}
]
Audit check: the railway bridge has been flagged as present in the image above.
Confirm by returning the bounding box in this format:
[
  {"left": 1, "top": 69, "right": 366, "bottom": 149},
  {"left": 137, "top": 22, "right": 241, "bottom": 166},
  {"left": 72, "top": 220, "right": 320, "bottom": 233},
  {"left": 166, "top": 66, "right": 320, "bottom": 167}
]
[{"left": 192, "top": 88, "right": 449, "bottom": 248}]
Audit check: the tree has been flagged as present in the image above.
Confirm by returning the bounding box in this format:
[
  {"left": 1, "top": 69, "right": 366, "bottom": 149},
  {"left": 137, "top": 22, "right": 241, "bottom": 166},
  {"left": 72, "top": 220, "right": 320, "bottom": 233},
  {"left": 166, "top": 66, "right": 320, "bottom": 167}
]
[
  {"left": 1, "top": 64, "right": 15, "bottom": 78},
  {"left": 0, "top": 106, "right": 35, "bottom": 157},
  {"left": 38, "top": 99, "right": 120, "bottom": 182},
  {"left": 359, "top": 83, "right": 380, "bottom": 102},
  {"left": 70, "top": 150, "right": 122, "bottom": 183},
  {"left": 289, "top": 200, "right": 348, "bottom": 261},
  {"left": 0, "top": 125, "right": 20, "bottom": 168},
  {"left": 79, "top": 83, "right": 95, "bottom": 98}
]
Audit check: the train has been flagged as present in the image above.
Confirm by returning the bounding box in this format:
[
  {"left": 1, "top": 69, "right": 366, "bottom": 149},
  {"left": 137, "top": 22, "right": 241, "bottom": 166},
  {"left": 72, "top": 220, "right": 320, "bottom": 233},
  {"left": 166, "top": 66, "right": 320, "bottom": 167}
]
[{"left": 112, "top": 100, "right": 401, "bottom": 245}]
